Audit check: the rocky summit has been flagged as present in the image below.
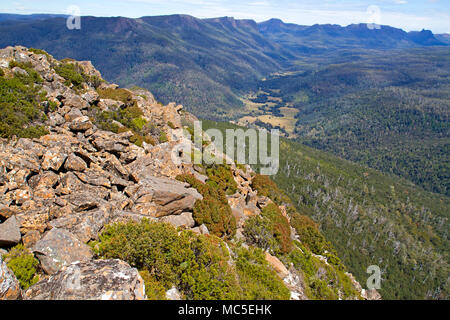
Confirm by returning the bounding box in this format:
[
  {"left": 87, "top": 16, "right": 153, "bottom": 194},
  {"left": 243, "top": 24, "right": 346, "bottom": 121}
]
[{"left": 0, "top": 46, "right": 379, "bottom": 300}]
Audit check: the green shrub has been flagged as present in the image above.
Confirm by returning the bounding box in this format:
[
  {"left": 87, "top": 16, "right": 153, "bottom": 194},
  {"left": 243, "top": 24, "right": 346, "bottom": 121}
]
[
  {"left": 29, "top": 48, "right": 51, "bottom": 60},
  {"left": 286, "top": 245, "right": 360, "bottom": 300},
  {"left": 90, "top": 105, "right": 155, "bottom": 147},
  {"left": 159, "top": 131, "right": 168, "bottom": 143},
  {"left": 235, "top": 246, "right": 290, "bottom": 300},
  {"left": 54, "top": 62, "right": 85, "bottom": 89},
  {"left": 0, "top": 68, "right": 4, "bottom": 77},
  {"left": 244, "top": 203, "right": 292, "bottom": 255},
  {"left": 290, "top": 213, "right": 336, "bottom": 258},
  {"left": 251, "top": 174, "right": 292, "bottom": 207},
  {"left": 93, "top": 219, "right": 241, "bottom": 300},
  {"left": 205, "top": 165, "right": 237, "bottom": 195},
  {"left": 177, "top": 174, "right": 236, "bottom": 239},
  {"left": 3, "top": 244, "right": 39, "bottom": 290},
  {"left": 84, "top": 75, "right": 104, "bottom": 89}
]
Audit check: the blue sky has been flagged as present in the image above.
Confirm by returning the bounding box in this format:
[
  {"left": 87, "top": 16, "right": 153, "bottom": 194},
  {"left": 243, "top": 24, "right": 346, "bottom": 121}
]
[{"left": 2, "top": 0, "right": 449, "bottom": 33}]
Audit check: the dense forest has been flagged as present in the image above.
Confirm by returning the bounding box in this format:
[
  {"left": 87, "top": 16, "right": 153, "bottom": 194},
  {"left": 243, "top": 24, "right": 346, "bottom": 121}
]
[
  {"left": 249, "top": 48, "right": 449, "bottom": 196},
  {"left": 203, "top": 120, "right": 449, "bottom": 300}
]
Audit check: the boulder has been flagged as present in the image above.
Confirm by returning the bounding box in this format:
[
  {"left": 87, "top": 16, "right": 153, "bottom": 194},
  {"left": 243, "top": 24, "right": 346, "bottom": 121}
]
[
  {"left": 160, "top": 212, "right": 195, "bottom": 229},
  {"left": 41, "top": 147, "right": 68, "bottom": 171},
  {"left": 49, "top": 208, "right": 111, "bottom": 243},
  {"left": 191, "top": 224, "right": 209, "bottom": 235},
  {"left": 0, "top": 216, "right": 21, "bottom": 247},
  {"left": 25, "top": 259, "right": 146, "bottom": 300},
  {"left": 28, "top": 171, "right": 59, "bottom": 189},
  {"left": 166, "top": 287, "right": 182, "bottom": 300},
  {"left": 64, "top": 153, "right": 87, "bottom": 172},
  {"left": 33, "top": 228, "right": 92, "bottom": 274},
  {"left": 362, "top": 288, "right": 382, "bottom": 300},
  {"left": 0, "top": 256, "right": 21, "bottom": 300},
  {"left": 92, "top": 131, "right": 129, "bottom": 153},
  {"left": 63, "top": 94, "right": 89, "bottom": 110}
]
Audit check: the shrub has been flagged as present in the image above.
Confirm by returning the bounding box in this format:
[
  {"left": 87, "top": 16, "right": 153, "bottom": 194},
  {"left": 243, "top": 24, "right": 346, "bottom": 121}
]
[
  {"left": 93, "top": 219, "right": 241, "bottom": 300},
  {"left": 84, "top": 75, "right": 104, "bottom": 89},
  {"left": 235, "top": 246, "right": 290, "bottom": 300},
  {"left": 0, "top": 68, "right": 4, "bottom": 77},
  {"left": 290, "top": 213, "right": 336, "bottom": 258},
  {"left": 3, "top": 244, "right": 39, "bottom": 289},
  {"left": 177, "top": 174, "right": 236, "bottom": 239},
  {"left": 243, "top": 203, "right": 292, "bottom": 255},
  {"left": 54, "top": 62, "right": 85, "bottom": 89},
  {"left": 251, "top": 174, "right": 291, "bottom": 206},
  {"left": 286, "top": 245, "right": 359, "bottom": 300},
  {"left": 90, "top": 105, "right": 155, "bottom": 147}
]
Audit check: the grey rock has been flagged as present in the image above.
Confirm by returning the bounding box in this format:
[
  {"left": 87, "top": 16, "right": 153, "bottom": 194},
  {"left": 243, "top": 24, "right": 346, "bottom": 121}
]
[
  {"left": 64, "top": 94, "right": 89, "bottom": 110},
  {"left": 0, "top": 255, "right": 21, "bottom": 300},
  {"left": 130, "top": 175, "right": 202, "bottom": 218},
  {"left": 160, "top": 212, "right": 195, "bottom": 229}
]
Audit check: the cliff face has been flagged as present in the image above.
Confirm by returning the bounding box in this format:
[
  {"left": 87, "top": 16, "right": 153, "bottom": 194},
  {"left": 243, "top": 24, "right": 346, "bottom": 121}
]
[{"left": 0, "top": 46, "right": 378, "bottom": 300}]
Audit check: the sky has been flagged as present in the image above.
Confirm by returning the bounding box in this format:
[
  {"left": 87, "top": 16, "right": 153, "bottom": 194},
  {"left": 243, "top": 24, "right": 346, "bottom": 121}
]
[{"left": 1, "top": 0, "right": 449, "bottom": 33}]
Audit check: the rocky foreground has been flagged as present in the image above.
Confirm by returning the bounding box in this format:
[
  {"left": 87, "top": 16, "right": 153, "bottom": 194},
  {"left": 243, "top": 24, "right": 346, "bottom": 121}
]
[{"left": 0, "top": 46, "right": 379, "bottom": 300}]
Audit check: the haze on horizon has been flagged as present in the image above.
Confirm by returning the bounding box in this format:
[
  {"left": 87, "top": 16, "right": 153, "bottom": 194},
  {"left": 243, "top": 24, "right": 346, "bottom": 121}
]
[{"left": 1, "top": 0, "right": 449, "bottom": 34}]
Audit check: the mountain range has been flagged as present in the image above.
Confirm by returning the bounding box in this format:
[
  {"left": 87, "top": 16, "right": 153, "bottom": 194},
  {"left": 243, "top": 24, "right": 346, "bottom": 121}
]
[{"left": 0, "top": 14, "right": 447, "bottom": 118}]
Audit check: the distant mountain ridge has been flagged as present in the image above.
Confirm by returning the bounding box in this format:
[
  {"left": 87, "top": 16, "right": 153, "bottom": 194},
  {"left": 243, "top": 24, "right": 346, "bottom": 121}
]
[{"left": 0, "top": 13, "right": 446, "bottom": 118}]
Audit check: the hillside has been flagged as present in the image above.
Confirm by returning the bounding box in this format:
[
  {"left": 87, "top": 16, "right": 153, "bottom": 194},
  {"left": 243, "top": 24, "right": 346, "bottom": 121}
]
[
  {"left": 0, "top": 46, "right": 375, "bottom": 300},
  {"left": 202, "top": 120, "right": 449, "bottom": 300}
]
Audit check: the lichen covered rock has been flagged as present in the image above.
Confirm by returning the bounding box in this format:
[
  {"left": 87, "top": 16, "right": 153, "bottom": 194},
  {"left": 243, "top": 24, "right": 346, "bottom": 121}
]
[{"left": 25, "top": 259, "right": 146, "bottom": 300}]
